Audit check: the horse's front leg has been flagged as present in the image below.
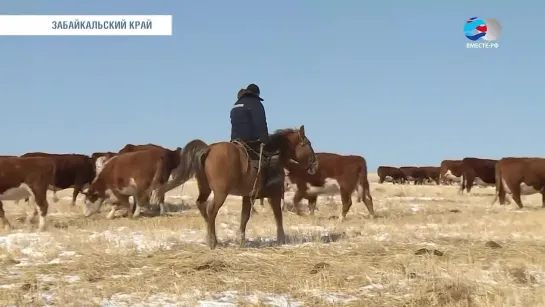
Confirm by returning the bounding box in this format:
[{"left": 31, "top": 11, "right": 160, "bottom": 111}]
[
  {"left": 239, "top": 196, "right": 252, "bottom": 246},
  {"left": 268, "top": 193, "right": 286, "bottom": 245}
]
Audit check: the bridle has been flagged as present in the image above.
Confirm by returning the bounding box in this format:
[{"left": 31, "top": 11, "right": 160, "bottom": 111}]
[{"left": 296, "top": 131, "right": 318, "bottom": 172}]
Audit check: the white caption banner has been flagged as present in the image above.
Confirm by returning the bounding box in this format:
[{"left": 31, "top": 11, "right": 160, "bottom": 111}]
[{"left": 0, "top": 15, "right": 172, "bottom": 36}]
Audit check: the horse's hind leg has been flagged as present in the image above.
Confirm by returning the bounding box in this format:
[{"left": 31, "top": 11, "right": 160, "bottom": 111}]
[
  {"left": 195, "top": 171, "right": 211, "bottom": 221},
  {"left": 239, "top": 196, "right": 252, "bottom": 246},
  {"left": 206, "top": 190, "right": 228, "bottom": 249},
  {"left": 268, "top": 194, "right": 286, "bottom": 245}
]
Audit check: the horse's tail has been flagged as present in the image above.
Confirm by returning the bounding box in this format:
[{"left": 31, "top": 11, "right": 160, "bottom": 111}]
[{"left": 161, "top": 139, "right": 210, "bottom": 193}]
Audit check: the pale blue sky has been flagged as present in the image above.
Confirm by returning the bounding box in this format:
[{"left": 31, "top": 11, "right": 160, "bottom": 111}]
[{"left": 1, "top": 0, "right": 541, "bottom": 170}]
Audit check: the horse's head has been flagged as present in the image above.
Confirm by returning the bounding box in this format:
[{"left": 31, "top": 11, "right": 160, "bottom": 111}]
[{"left": 270, "top": 125, "right": 318, "bottom": 175}]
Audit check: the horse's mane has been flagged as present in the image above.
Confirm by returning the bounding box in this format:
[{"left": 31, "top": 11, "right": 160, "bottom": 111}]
[
  {"left": 268, "top": 128, "right": 299, "bottom": 149},
  {"left": 270, "top": 128, "right": 298, "bottom": 138}
]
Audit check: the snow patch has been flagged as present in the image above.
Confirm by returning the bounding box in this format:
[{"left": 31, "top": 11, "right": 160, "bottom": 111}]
[
  {"left": 101, "top": 290, "right": 302, "bottom": 307},
  {"left": 303, "top": 289, "right": 358, "bottom": 304},
  {"left": 386, "top": 196, "right": 444, "bottom": 201},
  {"left": 0, "top": 232, "right": 78, "bottom": 266},
  {"left": 87, "top": 227, "right": 204, "bottom": 253}
]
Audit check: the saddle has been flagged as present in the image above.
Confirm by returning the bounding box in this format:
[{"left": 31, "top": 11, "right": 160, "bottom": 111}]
[{"left": 231, "top": 140, "right": 283, "bottom": 189}]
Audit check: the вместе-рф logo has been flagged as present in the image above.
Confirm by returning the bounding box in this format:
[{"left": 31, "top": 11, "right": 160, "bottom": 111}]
[{"left": 464, "top": 17, "right": 502, "bottom": 49}]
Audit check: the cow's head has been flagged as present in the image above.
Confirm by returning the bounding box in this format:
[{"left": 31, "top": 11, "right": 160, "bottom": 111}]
[{"left": 80, "top": 187, "right": 105, "bottom": 217}]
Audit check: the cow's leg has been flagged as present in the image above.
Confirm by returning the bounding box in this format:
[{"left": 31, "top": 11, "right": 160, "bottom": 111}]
[
  {"left": 52, "top": 191, "right": 59, "bottom": 203},
  {"left": 510, "top": 185, "right": 524, "bottom": 209},
  {"left": 281, "top": 194, "right": 292, "bottom": 212},
  {"left": 0, "top": 201, "right": 11, "bottom": 230},
  {"left": 24, "top": 195, "right": 37, "bottom": 226},
  {"left": 339, "top": 188, "right": 353, "bottom": 221},
  {"left": 360, "top": 179, "right": 375, "bottom": 218},
  {"left": 465, "top": 174, "right": 476, "bottom": 195},
  {"left": 25, "top": 206, "right": 38, "bottom": 226},
  {"left": 292, "top": 190, "right": 305, "bottom": 216},
  {"left": 497, "top": 179, "right": 507, "bottom": 205},
  {"left": 109, "top": 192, "right": 129, "bottom": 219},
  {"left": 251, "top": 198, "right": 260, "bottom": 215},
  {"left": 134, "top": 192, "right": 148, "bottom": 218},
  {"left": 458, "top": 176, "right": 466, "bottom": 195},
  {"left": 156, "top": 190, "right": 167, "bottom": 216},
  {"left": 541, "top": 191, "right": 545, "bottom": 208},
  {"left": 32, "top": 189, "right": 49, "bottom": 232},
  {"left": 72, "top": 185, "right": 83, "bottom": 206},
  {"left": 308, "top": 196, "right": 318, "bottom": 215}
]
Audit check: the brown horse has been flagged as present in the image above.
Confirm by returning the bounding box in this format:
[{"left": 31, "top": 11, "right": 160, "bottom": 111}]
[{"left": 161, "top": 126, "right": 318, "bottom": 249}]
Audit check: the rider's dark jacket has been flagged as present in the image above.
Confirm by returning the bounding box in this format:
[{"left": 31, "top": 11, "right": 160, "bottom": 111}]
[{"left": 230, "top": 93, "right": 269, "bottom": 144}]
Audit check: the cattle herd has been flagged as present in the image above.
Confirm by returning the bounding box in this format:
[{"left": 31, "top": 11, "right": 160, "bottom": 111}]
[
  {"left": 378, "top": 157, "right": 545, "bottom": 209},
  {"left": 1, "top": 136, "right": 545, "bottom": 250}
]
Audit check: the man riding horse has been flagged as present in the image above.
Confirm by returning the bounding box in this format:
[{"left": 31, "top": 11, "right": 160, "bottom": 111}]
[
  {"left": 231, "top": 84, "right": 283, "bottom": 189},
  {"left": 159, "top": 84, "right": 318, "bottom": 249}
]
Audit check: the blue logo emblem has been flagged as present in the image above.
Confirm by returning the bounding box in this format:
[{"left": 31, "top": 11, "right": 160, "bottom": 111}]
[{"left": 464, "top": 17, "right": 502, "bottom": 42}]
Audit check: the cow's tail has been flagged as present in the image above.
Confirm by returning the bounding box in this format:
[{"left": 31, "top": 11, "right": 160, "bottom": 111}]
[
  {"left": 357, "top": 162, "right": 375, "bottom": 217},
  {"left": 492, "top": 163, "right": 505, "bottom": 205},
  {"left": 160, "top": 139, "right": 210, "bottom": 194},
  {"left": 147, "top": 155, "right": 168, "bottom": 201},
  {"left": 458, "top": 173, "right": 466, "bottom": 194},
  {"left": 45, "top": 160, "right": 57, "bottom": 204}
]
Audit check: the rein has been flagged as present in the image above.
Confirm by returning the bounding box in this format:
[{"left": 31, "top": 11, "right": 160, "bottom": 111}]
[{"left": 232, "top": 129, "right": 308, "bottom": 206}]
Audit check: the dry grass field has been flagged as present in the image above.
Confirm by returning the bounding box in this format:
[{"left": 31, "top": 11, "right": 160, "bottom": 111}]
[{"left": 2, "top": 173, "right": 545, "bottom": 306}]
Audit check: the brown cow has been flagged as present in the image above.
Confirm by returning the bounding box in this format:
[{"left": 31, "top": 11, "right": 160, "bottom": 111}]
[
  {"left": 439, "top": 160, "right": 463, "bottom": 185},
  {"left": 81, "top": 149, "right": 170, "bottom": 219},
  {"left": 399, "top": 166, "right": 439, "bottom": 185},
  {"left": 91, "top": 152, "right": 116, "bottom": 160},
  {"left": 0, "top": 156, "right": 56, "bottom": 231},
  {"left": 19, "top": 152, "right": 97, "bottom": 206},
  {"left": 460, "top": 157, "right": 497, "bottom": 194},
  {"left": 377, "top": 166, "right": 408, "bottom": 184},
  {"left": 493, "top": 157, "right": 545, "bottom": 208},
  {"left": 118, "top": 143, "right": 181, "bottom": 176},
  {"left": 420, "top": 166, "right": 440, "bottom": 185},
  {"left": 286, "top": 152, "right": 374, "bottom": 220},
  {"left": 117, "top": 144, "right": 182, "bottom": 210},
  {"left": 399, "top": 167, "right": 425, "bottom": 185}
]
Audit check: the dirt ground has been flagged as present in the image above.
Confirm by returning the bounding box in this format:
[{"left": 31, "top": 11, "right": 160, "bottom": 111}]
[{"left": 1, "top": 174, "right": 545, "bottom": 307}]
